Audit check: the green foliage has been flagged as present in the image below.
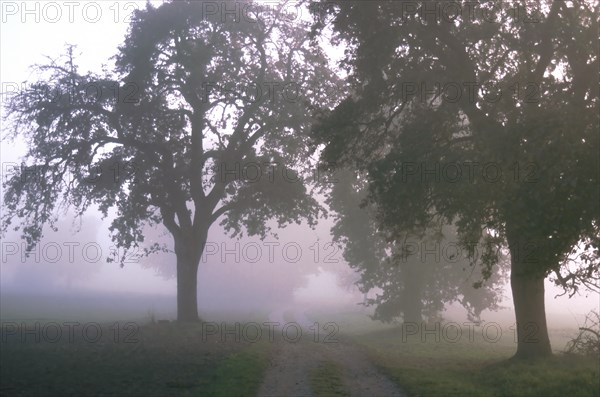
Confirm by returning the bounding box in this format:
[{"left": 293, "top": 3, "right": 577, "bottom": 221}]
[
  {"left": 353, "top": 326, "right": 600, "bottom": 397},
  {"left": 328, "top": 169, "right": 509, "bottom": 323},
  {"left": 311, "top": 0, "right": 599, "bottom": 306},
  {"left": 2, "top": 0, "right": 342, "bottom": 266}
]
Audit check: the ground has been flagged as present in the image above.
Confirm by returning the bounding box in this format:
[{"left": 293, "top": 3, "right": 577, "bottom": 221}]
[
  {"left": 0, "top": 308, "right": 405, "bottom": 397},
  {"left": 1, "top": 308, "right": 598, "bottom": 397},
  {"left": 257, "top": 307, "right": 405, "bottom": 396},
  {"left": 0, "top": 322, "right": 249, "bottom": 397},
  {"left": 257, "top": 335, "right": 405, "bottom": 397}
]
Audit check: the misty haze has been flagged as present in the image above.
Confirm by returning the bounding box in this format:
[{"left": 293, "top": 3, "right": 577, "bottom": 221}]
[{"left": 1, "top": 1, "right": 598, "bottom": 397}]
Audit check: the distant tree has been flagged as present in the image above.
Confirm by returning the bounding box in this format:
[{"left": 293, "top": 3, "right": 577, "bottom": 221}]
[
  {"left": 328, "top": 169, "right": 508, "bottom": 324},
  {"left": 311, "top": 0, "right": 599, "bottom": 358},
  {"left": 2, "top": 0, "right": 341, "bottom": 321}
]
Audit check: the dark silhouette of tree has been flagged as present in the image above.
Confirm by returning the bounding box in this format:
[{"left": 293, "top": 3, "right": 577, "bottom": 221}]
[
  {"left": 328, "top": 169, "right": 508, "bottom": 324},
  {"left": 311, "top": 1, "right": 599, "bottom": 359},
  {"left": 2, "top": 1, "right": 340, "bottom": 321}
]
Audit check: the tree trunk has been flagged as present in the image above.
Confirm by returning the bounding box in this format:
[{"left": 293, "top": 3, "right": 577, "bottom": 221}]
[
  {"left": 402, "top": 267, "right": 424, "bottom": 324},
  {"left": 508, "top": 235, "right": 553, "bottom": 359},
  {"left": 174, "top": 231, "right": 206, "bottom": 322},
  {"left": 403, "top": 297, "right": 423, "bottom": 324},
  {"left": 176, "top": 252, "right": 200, "bottom": 322}
]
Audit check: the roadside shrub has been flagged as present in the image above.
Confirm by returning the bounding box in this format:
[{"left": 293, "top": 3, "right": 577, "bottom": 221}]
[{"left": 564, "top": 310, "right": 600, "bottom": 357}]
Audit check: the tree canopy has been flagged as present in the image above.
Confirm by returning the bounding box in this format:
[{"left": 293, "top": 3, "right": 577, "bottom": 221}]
[
  {"left": 328, "top": 168, "right": 508, "bottom": 324},
  {"left": 2, "top": 0, "right": 342, "bottom": 321},
  {"left": 311, "top": 0, "right": 599, "bottom": 358}
]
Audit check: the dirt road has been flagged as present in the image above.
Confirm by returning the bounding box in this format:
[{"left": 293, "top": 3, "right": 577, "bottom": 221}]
[{"left": 257, "top": 308, "right": 406, "bottom": 397}]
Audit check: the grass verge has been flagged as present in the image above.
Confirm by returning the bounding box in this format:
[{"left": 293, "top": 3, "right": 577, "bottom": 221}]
[
  {"left": 188, "top": 340, "right": 273, "bottom": 397},
  {"left": 351, "top": 326, "right": 600, "bottom": 397}
]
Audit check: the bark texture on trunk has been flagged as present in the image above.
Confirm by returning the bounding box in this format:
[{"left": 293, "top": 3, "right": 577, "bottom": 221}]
[
  {"left": 508, "top": 233, "right": 553, "bottom": 359},
  {"left": 403, "top": 290, "right": 423, "bottom": 324},
  {"left": 402, "top": 266, "right": 424, "bottom": 324},
  {"left": 176, "top": 253, "right": 200, "bottom": 322},
  {"left": 174, "top": 230, "right": 206, "bottom": 322}
]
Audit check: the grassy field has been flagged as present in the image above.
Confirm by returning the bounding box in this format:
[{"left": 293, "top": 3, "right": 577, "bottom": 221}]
[
  {"left": 0, "top": 291, "right": 274, "bottom": 396},
  {"left": 349, "top": 324, "right": 599, "bottom": 397},
  {"left": 303, "top": 310, "right": 599, "bottom": 397},
  {"left": 0, "top": 321, "right": 271, "bottom": 397},
  {"left": 1, "top": 307, "right": 598, "bottom": 397},
  {"left": 185, "top": 340, "right": 272, "bottom": 397}
]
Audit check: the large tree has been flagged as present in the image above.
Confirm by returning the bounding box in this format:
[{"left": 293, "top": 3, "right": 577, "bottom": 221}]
[
  {"left": 2, "top": 0, "right": 340, "bottom": 321},
  {"left": 311, "top": 0, "right": 599, "bottom": 358},
  {"left": 328, "top": 169, "right": 508, "bottom": 324}
]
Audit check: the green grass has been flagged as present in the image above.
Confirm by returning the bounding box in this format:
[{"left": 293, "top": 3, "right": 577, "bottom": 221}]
[
  {"left": 309, "top": 360, "right": 351, "bottom": 397},
  {"left": 478, "top": 356, "right": 600, "bottom": 397},
  {"left": 188, "top": 340, "right": 273, "bottom": 397},
  {"left": 351, "top": 326, "right": 600, "bottom": 397},
  {"left": 1, "top": 321, "right": 250, "bottom": 397}
]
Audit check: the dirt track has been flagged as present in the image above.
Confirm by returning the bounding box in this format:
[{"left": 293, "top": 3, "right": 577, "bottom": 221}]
[{"left": 257, "top": 308, "right": 406, "bottom": 397}]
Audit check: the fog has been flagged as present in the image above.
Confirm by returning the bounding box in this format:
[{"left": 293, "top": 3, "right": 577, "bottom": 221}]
[
  {"left": 1, "top": 2, "right": 598, "bottom": 396},
  {"left": 1, "top": 200, "right": 597, "bottom": 328},
  {"left": 1, "top": 0, "right": 597, "bottom": 328}
]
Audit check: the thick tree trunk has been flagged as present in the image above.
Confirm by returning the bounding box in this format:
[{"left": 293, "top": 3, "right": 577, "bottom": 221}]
[
  {"left": 403, "top": 297, "right": 423, "bottom": 324},
  {"left": 508, "top": 235, "right": 552, "bottom": 359},
  {"left": 174, "top": 230, "right": 207, "bottom": 322},
  {"left": 176, "top": 253, "right": 200, "bottom": 322},
  {"left": 402, "top": 268, "right": 424, "bottom": 324}
]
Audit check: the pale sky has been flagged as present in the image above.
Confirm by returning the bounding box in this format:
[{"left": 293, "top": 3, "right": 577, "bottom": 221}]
[{"left": 1, "top": 1, "right": 176, "bottom": 295}]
